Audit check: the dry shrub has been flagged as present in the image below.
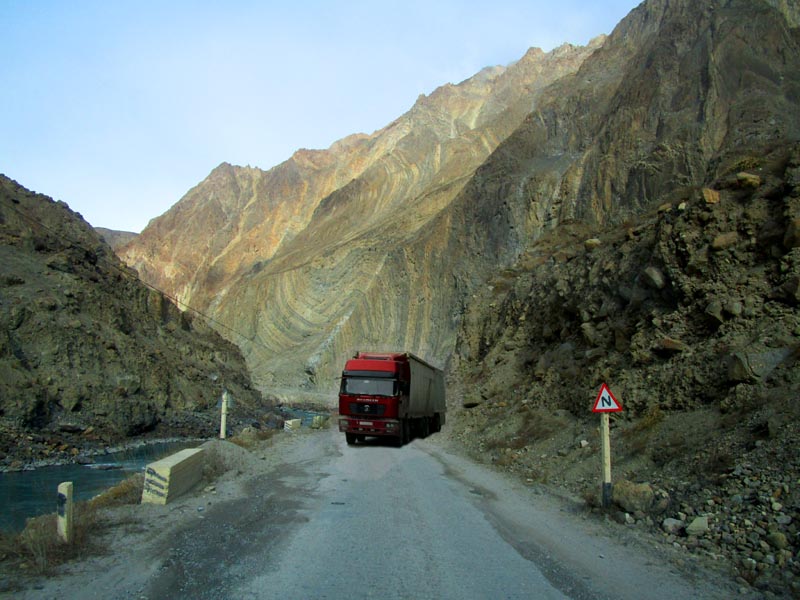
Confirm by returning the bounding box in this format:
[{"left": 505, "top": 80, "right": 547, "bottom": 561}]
[
  {"left": 651, "top": 433, "right": 687, "bottom": 467},
  {"left": 229, "top": 427, "right": 274, "bottom": 450},
  {"left": 698, "top": 446, "right": 735, "bottom": 477},
  {"left": 19, "top": 514, "right": 58, "bottom": 573},
  {"left": 623, "top": 405, "right": 665, "bottom": 437},
  {"left": 732, "top": 156, "right": 761, "bottom": 172},
  {"left": 1, "top": 473, "right": 147, "bottom": 582},
  {"left": 229, "top": 436, "right": 255, "bottom": 450},
  {"left": 581, "top": 485, "right": 601, "bottom": 509},
  {"left": 5, "top": 500, "right": 103, "bottom": 576},
  {"left": 517, "top": 408, "right": 566, "bottom": 443},
  {"left": 89, "top": 473, "right": 144, "bottom": 508},
  {"left": 494, "top": 452, "right": 516, "bottom": 467},
  {"left": 620, "top": 406, "right": 665, "bottom": 456},
  {"left": 202, "top": 447, "right": 226, "bottom": 481}
]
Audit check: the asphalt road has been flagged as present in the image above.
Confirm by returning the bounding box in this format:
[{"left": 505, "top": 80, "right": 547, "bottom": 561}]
[{"left": 136, "top": 429, "right": 737, "bottom": 600}]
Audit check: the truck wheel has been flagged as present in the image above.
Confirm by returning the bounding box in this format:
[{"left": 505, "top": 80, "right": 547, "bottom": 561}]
[
  {"left": 433, "top": 414, "right": 441, "bottom": 433},
  {"left": 396, "top": 420, "right": 408, "bottom": 447},
  {"left": 345, "top": 433, "right": 357, "bottom": 445}
]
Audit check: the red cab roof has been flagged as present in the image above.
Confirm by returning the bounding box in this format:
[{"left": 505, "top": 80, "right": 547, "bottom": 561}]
[{"left": 344, "top": 358, "right": 399, "bottom": 373}]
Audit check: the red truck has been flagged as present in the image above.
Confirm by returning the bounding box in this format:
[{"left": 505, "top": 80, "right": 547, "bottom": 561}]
[{"left": 338, "top": 351, "right": 446, "bottom": 446}]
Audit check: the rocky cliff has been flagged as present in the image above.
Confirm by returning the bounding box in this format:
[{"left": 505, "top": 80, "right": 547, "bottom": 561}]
[
  {"left": 445, "top": 1, "right": 800, "bottom": 593},
  {"left": 0, "top": 176, "right": 267, "bottom": 467}
]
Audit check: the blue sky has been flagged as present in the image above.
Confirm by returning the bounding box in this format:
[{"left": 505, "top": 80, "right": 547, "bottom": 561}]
[{"left": 1, "top": 0, "right": 640, "bottom": 233}]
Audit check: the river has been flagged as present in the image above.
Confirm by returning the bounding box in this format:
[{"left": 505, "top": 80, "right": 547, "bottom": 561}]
[{"left": 0, "top": 440, "right": 200, "bottom": 532}]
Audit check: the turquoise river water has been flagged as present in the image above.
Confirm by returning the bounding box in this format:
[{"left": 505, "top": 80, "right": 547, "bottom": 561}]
[{"left": 0, "top": 440, "right": 199, "bottom": 533}]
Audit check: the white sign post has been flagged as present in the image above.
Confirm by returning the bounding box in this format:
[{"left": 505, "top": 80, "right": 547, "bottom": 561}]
[{"left": 592, "top": 383, "right": 623, "bottom": 508}]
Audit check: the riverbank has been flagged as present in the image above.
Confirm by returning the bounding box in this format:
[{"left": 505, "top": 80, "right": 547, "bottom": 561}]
[{"left": 0, "top": 436, "right": 208, "bottom": 473}]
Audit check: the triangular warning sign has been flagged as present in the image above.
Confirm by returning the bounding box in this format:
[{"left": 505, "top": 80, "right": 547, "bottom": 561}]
[{"left": 592, "top": 383, "right": 623, "bottom": 413}]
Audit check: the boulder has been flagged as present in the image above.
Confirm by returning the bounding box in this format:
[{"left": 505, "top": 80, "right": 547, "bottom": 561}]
[
  {"left": 783, "top": 218, "right": 800, "bottom": 249},
  {"left": 767, "top": 532, "right": 789, "bottom": 550},
  {"left": 686, "top": 516, "right": 709, "bottom": 536},
  {"left": 662, "top": 517, "right": 685, "bottom": 535},
  {"left": 711, "top": 232, "right": 739, "bottom": 250},
  {"left": 727, "top": 348, "right": 795, "bottom": 383},
  {"left": 656, "top": 337, "right": 688, "bottom": 354},
  {"left": 612, "top": 479, "right": 654, "bottom": 514},
  {"left": 736, "top": 172, "right": 762, "bottom": 188},
  {"left": 701, "top": 188, "right": 720, "bottom": 204},
  {"left": 584, "top": 238, "right": 602, "bottom": 251},
  {"left": 705, "top": 300, "right": 725, "bottom": 325},
  {"left": 642, "top": 266, "right": 666, "bottom": 290}
]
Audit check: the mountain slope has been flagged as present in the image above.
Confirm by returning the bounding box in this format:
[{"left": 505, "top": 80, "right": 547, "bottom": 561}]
[{"left": 0, "top": 176, "right": 266, "bottom": 466}]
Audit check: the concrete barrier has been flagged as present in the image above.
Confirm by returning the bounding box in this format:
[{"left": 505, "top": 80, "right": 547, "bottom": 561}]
[
  {"left": 311, "top": 415, "right": 328, "bottom": 429},
  {"left": 283, "top": 419, "right": 301, "bottom": 432},
  {"left": 141, "top": 447, "right": 204, "bottom": 505}
]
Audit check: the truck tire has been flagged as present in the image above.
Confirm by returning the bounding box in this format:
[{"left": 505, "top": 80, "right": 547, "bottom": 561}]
[
  {"left": 345, "top": 433, "right": 357, "bottom": 445},
  {"left": 396, "top": 419, "right": 409, "bottom": 447}
]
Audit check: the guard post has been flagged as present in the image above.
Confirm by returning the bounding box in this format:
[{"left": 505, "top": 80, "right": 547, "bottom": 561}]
[
  {"left": 57, "top": 481, "right": 74, "bottom": 544},
  {"left": 591, "top": 383, "right": 623, "bottom": 508},
  {"left": 220, "top": 389, "right": 230, "bottom": 439}
]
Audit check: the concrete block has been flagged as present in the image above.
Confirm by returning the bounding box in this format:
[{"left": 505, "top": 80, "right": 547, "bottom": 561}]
[
  {"left": 141, "top": 447, "right": 204, "bottom": 505},
  {"left": 284, "top": 419, "right": 302, "bottom": 432}
]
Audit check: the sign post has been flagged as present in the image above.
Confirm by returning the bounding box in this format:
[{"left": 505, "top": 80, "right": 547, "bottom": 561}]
[{"left": 592, "top": 383, "right": 622, "bottom": 508}]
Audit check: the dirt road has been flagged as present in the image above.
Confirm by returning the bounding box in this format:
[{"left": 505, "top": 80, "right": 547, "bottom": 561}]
[{"left": 15, "top": 428, "right": 744, "bottom": 599}]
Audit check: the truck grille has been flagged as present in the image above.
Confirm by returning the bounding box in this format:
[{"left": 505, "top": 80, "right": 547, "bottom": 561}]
[{"left": 349, "top": 403, "right": 386, "bottom": 416}]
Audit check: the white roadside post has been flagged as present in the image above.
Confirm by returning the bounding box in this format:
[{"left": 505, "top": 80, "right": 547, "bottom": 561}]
[
  {"left": 57, "top": 481, "right": 74, "bottom": 544},
  {"left": 220, "top": 389, "right": 230, "bottom": 440},
  {"left": 591, "top": 383, "right": 623, "bottom": 509}
]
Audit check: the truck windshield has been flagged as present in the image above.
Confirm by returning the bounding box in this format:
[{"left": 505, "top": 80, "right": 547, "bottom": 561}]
[{"left": 341, "top": 377, "right": 398, "bottom": 397}]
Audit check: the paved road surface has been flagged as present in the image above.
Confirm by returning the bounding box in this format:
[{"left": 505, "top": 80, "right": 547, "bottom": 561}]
[{"left": 137, "top": 429, "right": 735, "bottom": 600}]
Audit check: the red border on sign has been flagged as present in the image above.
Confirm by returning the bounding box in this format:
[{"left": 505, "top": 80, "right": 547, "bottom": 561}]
[{"left": 592, "top": 383, "right": 623, "bottom": 413}]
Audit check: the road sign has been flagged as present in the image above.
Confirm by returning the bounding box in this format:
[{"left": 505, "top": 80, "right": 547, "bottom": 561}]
[
  {"left": 591, "top": 383, "right": 622, "bottom": 508},
  {"left": 592, "top": 383, "right": 622, "bottom": 413}
]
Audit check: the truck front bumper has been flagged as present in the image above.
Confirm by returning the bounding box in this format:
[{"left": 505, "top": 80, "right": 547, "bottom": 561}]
[{"left": 338, "top": 417, "right": 399, "bottom": 437}]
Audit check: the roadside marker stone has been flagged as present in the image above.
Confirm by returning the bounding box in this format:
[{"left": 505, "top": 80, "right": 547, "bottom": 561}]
[{"left": 57, "top": 481, "right": 74, "bottom": 544}]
